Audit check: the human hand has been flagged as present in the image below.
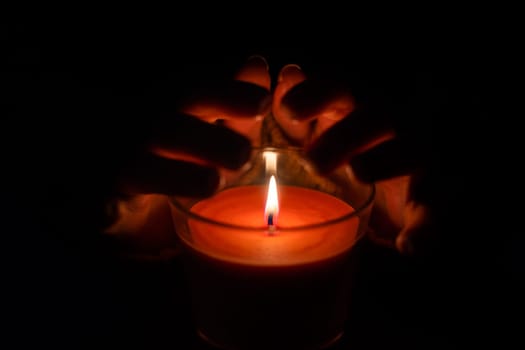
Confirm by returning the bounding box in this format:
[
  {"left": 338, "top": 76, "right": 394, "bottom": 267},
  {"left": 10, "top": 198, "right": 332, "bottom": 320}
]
[
  {"left": 272, "top": 64, "right": 439, "bottom": 256},
  {"left": 103, "top": 57, "right": 271, "bottom": 253}
]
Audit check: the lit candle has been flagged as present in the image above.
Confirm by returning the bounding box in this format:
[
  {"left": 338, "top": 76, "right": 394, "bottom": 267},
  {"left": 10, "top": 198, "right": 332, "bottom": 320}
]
[
  {"left": 173, "top": 169, "right": 369, "bottom": 350},
  {"left": 187, "top": 176, "right": 359, "bottom": 265}
]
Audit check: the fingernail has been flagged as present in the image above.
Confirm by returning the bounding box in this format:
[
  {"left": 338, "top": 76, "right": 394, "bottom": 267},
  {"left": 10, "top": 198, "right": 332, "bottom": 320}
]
[
  {"left": 246, "top": 54, "right": 269, "bottom": 71},
  {"left": 278, "top": 64, "right": 302, "bottom": 83}
]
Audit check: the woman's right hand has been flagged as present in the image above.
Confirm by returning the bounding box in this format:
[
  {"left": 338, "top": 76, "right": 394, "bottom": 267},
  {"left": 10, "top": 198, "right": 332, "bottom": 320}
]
[{"left": 272, "top": 64, "right": 442, "bottom": 256}]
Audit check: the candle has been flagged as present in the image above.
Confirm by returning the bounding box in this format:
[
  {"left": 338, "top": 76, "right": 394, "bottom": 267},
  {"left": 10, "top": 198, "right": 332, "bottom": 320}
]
[
  {"left": 187, "top": 179, "right": 358, "bottom": 265},
  {"left": 172, "top": 171, "right": 372, "bottom": 350}
]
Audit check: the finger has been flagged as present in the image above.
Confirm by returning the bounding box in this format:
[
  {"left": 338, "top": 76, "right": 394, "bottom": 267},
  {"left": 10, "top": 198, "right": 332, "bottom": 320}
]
[
  {"left": 307, "top": 107, "right": 395, "bottom": 174},
  {"left": 395, "top": 201, "right": 436, "bottom": 256},
  {"left": 222, "top": 55, "right": 271, "bottom": 144},
  {"left": 349, "top": 138, "right": 421, "bottom": 183},
  {"left": 279, "top": 77, "right": 355, "bottom": 144},
  {"left": 179, "top": 80, "right": 271, "bottom": 122},
  {"left": 365, "top": 176, "right": 410, "bottom": 248},
  {"left": 235, "top": 55, "right": 271, "bottom": 90},
  {"left": 150, "top": 112, "right": 252, "bottom": 170},
  {"left": 280, "top": 78, "right": 355, "bottom": 123},
  {"left": 376, "top": 176, "right": 411, "bottom": 229},
  {"left": 119, "top": 153, "right": 221, "bottom": 197},
  {"left": 272, "top": 64, "right": 310, "bottom": 144},
  {"left": 104, "top": 194, "right": 179, "bottom": 256},
  {"left": 274, "top": 64, "right": 306, "bottom": 104}
]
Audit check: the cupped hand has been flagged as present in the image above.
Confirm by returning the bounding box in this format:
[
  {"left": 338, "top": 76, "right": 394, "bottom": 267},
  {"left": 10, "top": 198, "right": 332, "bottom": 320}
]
[
  {"left": 104, "top": 57, "right": 271, "bottom": 252},
  {"left": 118, "top": 56, "right": 271, "bottom": 197},
  {"left": 273, "top": 64, "right": 437, "bottom": 256}
]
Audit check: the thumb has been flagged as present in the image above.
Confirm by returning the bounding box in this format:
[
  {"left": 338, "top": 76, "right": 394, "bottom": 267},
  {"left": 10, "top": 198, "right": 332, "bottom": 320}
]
[{"left": 395, "top": 201, "right": 437, "bottom": 256}]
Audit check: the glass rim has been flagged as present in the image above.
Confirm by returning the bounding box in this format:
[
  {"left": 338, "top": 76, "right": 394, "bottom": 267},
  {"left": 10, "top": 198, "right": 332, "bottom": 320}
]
[
  {"left": 170, "top": 189, "right": 375, "bottom": 232},
  {"left": 170, "top": 146, "right": 375, "bottom": 232}
]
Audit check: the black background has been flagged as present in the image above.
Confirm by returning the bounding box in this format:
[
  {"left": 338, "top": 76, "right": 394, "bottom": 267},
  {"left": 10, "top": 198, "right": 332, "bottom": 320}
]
[{"left": 3, "top": 16, "right": 523, "bottom": 349}]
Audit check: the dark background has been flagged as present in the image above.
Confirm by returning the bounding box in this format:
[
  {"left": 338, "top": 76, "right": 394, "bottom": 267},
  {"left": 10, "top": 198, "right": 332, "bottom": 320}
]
[{"left": 3, "top": 18, "right": 523, "bottom": 349}]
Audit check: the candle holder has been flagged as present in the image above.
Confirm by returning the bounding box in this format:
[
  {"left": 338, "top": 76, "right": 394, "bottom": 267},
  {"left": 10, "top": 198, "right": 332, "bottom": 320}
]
[{"left": 170, "top": 140, "right": 374, "bottom": 349}]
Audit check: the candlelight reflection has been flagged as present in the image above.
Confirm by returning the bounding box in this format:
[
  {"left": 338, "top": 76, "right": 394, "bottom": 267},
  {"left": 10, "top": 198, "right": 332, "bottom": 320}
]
[{"left": 263, "top": 150, "right": 277, "bottom": 175}]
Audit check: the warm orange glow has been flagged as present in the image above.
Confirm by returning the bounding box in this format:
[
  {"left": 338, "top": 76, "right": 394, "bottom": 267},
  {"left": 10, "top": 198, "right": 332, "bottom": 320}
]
[
  {"left": 264, "top": 175, "right": 279, "bottom": 227},
  {"left": 187, "top": 185, "right": 359, "bottom": 265}
]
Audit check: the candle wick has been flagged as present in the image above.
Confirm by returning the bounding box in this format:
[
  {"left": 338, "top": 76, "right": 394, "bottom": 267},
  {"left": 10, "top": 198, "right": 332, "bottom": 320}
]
[{"left": 267, "top": 213, "right": 276, "bottom": 235}]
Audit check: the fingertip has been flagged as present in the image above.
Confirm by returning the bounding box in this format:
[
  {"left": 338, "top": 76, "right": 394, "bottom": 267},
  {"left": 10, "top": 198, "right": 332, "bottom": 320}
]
[
  {"left": 278, "top": 64, "right": 303, "bottom": 83},
  {"left": 277, "top": 63, "right": 306, "bottom": 85},
  {"left": 273, "top": 64, "right": 307, "bottom": 126},
  {"left": 236, "top": 55, "right": 271, "bottom": 90},
  {"left": 395, "top": 203, "right": 436, "bottom": 257},
  {"left": 246, "top": 54, "right": 269, "bottom": 71}
]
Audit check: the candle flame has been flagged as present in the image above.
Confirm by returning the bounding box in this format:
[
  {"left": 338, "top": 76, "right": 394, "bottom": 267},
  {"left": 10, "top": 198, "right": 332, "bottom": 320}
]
[{"left": 265, "top": 175, "right": 279, "bottom": 227}]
